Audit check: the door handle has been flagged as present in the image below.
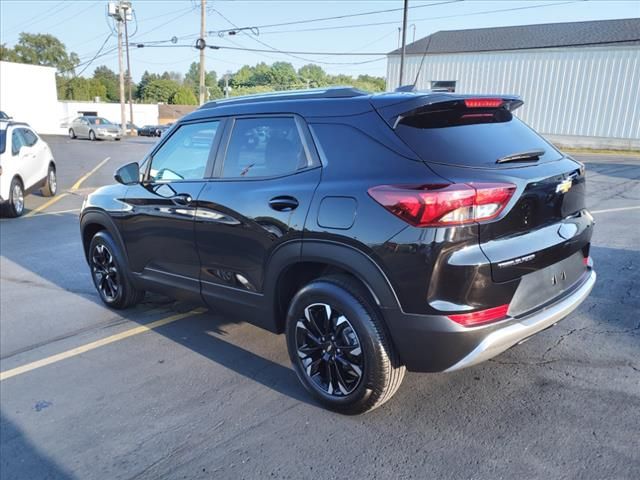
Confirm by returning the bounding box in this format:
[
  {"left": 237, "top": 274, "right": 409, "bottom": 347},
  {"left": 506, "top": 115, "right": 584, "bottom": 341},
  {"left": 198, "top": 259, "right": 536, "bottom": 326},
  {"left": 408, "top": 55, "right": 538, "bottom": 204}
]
[
  {"left": 269, "top": 196, "right": 299, "bottom": 212},
  {"left": 171, "top": 193, "right": 193, "bottom": 206}
]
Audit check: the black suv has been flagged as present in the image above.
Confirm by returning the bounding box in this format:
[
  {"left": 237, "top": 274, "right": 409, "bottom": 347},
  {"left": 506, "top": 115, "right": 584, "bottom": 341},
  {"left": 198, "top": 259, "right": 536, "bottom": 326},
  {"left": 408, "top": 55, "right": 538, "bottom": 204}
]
[{"left": 80, "top": 88, "right": 596, "bottom": 414}]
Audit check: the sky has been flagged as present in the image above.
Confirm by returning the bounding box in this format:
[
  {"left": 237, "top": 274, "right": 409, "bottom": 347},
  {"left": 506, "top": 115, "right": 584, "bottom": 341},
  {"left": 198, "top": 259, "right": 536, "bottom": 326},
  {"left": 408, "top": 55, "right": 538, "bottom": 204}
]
[{"left": 1, "top": 0, "right": 639, "bottom": 82}]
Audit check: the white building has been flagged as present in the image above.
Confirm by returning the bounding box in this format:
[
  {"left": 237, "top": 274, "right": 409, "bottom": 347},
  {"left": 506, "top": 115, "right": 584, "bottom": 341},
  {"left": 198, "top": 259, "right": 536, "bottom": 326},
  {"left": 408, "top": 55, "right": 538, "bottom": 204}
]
[
  {"left": 0, "top": 61, "right": 159, "bottom": 134},
  {"left": 387, "top": 18, "right": 640, "bottom": 149}
]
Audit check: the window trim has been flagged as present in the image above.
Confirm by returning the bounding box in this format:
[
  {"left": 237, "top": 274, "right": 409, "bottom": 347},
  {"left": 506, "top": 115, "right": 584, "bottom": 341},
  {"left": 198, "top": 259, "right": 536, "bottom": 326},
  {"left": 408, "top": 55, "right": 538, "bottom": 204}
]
[
  {"left": 141, "top": 118, "right": 226, "bottom": 185},
  {"left": 211, "top": 113, "right": 321, "bottom": 181}
]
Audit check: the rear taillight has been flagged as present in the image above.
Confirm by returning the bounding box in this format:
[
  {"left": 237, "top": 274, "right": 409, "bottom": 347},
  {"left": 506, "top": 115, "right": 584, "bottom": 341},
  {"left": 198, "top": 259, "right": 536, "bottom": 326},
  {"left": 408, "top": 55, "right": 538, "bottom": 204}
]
[
  {"left": 448, "top": 304, "right": 510, "bottom": 327},
  {"left": 368, "top": 183, "right": 516, "bottom": 227},
  {"left": 464, "top": 98, "right": 504, "bottom": 108}
]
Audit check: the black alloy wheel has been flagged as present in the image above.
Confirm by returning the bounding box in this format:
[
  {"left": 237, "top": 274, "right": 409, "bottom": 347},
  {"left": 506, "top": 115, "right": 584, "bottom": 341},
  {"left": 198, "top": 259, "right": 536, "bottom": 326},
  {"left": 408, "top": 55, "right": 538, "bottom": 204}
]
[
  {"left": 91, "top": 243, "right": 120, "bottom": 303},
  {"left": 286, "top": 275, "right": 405, "bottom": 414},
  {"left": 295, "top": 303, "right": 364, "bottom": 396}
]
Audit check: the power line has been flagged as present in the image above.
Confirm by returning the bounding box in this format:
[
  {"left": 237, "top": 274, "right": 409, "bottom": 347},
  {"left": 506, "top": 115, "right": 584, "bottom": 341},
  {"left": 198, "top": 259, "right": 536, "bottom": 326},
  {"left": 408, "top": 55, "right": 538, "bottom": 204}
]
[
  {"left": 215, "top": 0, "right": 461, "bottom": 32},
  {"left": 258, "top": 0, "right": 583, "bottom": 35},
  {"left": 75, "top": 33, "right": 113, "bottom": 77}
]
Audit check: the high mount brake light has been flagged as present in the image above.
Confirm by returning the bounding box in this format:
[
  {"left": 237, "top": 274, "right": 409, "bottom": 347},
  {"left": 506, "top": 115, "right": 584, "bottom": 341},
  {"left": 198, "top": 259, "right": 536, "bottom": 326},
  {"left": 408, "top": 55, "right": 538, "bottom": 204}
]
[
  {"left": 368, "top": 183, "right": 516, "bottom": 227},
  {"left": 448, "top": 304, "right": 510, "bottom": 327},
  {"left": 464, "top": 98, "right": 504, "bottom": 108}
]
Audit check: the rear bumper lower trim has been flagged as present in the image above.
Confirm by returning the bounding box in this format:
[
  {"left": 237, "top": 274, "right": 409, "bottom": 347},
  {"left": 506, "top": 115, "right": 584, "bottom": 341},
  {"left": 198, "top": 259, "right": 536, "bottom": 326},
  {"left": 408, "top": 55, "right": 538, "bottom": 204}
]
[{"left": 444, "top": 269, "right": 596, "bottom": 372}]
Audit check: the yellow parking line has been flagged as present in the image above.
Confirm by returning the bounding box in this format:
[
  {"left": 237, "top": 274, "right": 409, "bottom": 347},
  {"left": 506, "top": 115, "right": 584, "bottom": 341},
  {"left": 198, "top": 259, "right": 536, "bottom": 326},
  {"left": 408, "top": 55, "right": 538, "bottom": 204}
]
[
  {"left": 22, "top": 156, "right": 111, "bottom": 218},
  {"left": 0, "top": 308, "right": 207, "bottom": 382},
  {"left": 71, "top": 156, "right": 111, "bottom": 191},
  {"left": 23, "top": 193, "right": 69, "bottom": 218}
]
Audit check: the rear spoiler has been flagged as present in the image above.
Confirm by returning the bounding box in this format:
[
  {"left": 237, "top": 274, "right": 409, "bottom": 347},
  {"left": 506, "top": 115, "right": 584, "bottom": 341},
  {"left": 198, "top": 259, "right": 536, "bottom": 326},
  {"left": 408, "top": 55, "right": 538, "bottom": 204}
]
[{"left": 372, "top": 94, "right": 524, "bottom": 129}]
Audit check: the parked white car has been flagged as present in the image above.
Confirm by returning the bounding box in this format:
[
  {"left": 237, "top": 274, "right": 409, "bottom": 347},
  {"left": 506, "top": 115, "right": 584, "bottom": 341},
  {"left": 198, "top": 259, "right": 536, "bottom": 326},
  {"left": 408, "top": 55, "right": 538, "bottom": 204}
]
[{"left": 0, "top": 121, "right": 57, "bottom": 217}]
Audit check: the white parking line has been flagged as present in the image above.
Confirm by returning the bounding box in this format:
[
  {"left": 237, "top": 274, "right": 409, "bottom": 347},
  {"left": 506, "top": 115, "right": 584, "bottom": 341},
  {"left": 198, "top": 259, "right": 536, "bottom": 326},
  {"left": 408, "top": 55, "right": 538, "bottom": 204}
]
[{"left": 591, "top": 205, "right": 640, "bottom": 214}]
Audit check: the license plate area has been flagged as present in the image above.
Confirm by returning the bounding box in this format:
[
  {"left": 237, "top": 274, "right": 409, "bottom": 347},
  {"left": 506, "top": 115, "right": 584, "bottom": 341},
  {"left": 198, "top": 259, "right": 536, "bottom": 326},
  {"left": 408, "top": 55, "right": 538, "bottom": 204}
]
[{"left": 508, "top": 251, "right": 586, "bottom": 317}]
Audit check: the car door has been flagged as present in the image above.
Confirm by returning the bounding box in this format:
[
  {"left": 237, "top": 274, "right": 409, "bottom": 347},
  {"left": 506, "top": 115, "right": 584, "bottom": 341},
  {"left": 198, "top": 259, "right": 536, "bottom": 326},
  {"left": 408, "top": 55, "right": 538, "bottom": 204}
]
[
  {"left": 79, "top": 118, "right": 90, "bottom": 137},
  {"left": 19, "top": 128, "right": 47, "bottom": 186},
  {"left": 119, "top": 119, "right": 224, "bottom": 299},
  {"left": 12, "top": 128, "right": 39, "bottom": 189},
  {"left": 194, "top": 115, "right": 322, "bottom": 327}
]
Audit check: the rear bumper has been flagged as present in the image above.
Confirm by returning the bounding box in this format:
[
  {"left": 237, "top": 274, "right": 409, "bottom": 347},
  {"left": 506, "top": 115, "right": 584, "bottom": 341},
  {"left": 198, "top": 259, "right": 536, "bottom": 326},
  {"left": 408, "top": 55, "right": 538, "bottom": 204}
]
[{"left": 383, "top": 268, "right": 596, "bottom": 372}]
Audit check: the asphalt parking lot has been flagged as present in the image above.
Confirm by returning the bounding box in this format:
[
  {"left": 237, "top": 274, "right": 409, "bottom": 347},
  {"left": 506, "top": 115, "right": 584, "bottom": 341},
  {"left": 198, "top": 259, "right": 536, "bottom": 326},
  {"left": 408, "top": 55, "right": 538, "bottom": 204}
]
[{"left": 1, "top": 135, "right": 639, "bottom": 479}]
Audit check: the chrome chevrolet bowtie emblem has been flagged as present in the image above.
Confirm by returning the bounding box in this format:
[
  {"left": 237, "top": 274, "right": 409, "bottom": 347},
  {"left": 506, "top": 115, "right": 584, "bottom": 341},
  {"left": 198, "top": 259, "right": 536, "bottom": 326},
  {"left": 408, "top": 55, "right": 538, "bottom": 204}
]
[{"left": 556, "top": 178, "right": 573, "bottom": 194}]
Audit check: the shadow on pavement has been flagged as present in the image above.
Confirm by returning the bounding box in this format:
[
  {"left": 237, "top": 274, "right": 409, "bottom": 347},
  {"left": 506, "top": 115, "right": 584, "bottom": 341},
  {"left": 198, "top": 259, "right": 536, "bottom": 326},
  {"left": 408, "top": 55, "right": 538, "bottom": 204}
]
[{"left": 0, "top": 412, "right": 75, "bottom": 480}]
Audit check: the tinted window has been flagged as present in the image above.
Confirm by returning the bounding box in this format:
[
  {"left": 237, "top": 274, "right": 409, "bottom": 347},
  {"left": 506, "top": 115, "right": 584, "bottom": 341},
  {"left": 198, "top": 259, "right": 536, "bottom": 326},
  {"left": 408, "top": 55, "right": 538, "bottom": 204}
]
[
  {"left": 20, "top": 128, "right": 38, "bottom": 147},
  {"left": 222, "top": 117, "right": 306, "bottom": 178},
  {"left": 88, "top": 117, "right": 113, "bottom": 125},
  {"left": 11, "top": 130, "right": 25, "bottom": 155},
  {"left": 0, "top": 130, "right": 6, "bottom": 154},
  {"left": 395, "top": 113, "right": 561, "bottom": 168},
  {"left": 148, "top": 121, "right": 219, "bottom": 182}
]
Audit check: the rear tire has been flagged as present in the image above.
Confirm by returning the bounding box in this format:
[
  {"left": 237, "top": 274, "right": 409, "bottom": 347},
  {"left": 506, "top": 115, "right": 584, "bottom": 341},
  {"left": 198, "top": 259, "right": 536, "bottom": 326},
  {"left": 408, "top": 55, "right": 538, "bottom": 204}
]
[
  {"left": 41, "top": 164, "right": 57, "bottom": 197},
  {"left": 69, "top": 129, "right": 76, "bottom": 139},
  {"left": 89, "top": 130, "right": 96, "bottom": 141},
  {"left": 285, "top": 274, "right": 405, "bottom": 414},
  {"left": 89, "top": 231, "right": 144, "bottom": 309},
  {"left": 6, "top": 177, "right": 25, "bottom": 217}
]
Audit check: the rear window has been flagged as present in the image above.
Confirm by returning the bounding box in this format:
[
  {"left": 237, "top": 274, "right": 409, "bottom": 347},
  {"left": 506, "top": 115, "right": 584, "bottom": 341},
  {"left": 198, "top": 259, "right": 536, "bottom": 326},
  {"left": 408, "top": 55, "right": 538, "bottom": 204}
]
[
  {"left": 0, "top": 130, "right": 6, "bottom": 154},
  {"left": 395, "top": 109, "right": 562, "bottom": 168}
]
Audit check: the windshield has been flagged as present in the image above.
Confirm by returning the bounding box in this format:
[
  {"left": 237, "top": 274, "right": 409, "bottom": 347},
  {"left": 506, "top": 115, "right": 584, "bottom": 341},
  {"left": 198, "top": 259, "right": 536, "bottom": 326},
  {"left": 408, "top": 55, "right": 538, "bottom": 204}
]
[
  {"left": 0, "top": 130, "right": 6, "bottom": 154},
  {"left": 89, "top": 117, "right": 113, "bottom": 125}
]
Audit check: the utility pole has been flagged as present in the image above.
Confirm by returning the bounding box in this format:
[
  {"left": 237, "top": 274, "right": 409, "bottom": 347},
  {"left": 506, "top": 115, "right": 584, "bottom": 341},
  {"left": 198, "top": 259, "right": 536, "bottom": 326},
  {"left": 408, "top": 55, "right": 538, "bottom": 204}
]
[
  {"left": 122, "top": 1, "right": 134, "bottom": 129},
  {"left": 399, "top": 0, "right": 409, "bottom": 87},
  {"left": 109, "top": 1, "right": 133, "bottom": 135},
  {"left": 116, "top": 13, "right": 126, "bottom": 136},
  {"left": 224, "top": 73, "right": 230, "bottom": 98},
  {"left": 199, "top": 0, "right": 206, "bottom": 105}
]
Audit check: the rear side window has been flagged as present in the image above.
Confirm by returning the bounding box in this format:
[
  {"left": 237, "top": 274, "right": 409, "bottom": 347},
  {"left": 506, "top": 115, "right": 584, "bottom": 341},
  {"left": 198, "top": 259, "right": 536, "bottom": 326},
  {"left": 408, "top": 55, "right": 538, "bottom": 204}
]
[
  {"left": 222, "top": 117, "right": 307, "bottom": 178},
  {"left": 395, "top": 109, "right": 562, "bottom": 168},
  {"left": 0, "top": 130, "right": 6, "bottom": 154}
]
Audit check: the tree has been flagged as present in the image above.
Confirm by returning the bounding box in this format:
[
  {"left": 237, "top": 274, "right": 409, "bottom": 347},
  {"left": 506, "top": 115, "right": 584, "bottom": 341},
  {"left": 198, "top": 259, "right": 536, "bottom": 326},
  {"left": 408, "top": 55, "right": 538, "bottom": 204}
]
[
  {"left": 93, "top": 65, "right": 119, "bottom": 102},
  {"left": 170, "top": 86, "right": 197, "bottom": 105},
  {"left": 184, "top": 62, "right": 220, "bottom": 100},
  {"left": 142, "top": 78, "right": 180, "bottom": 103},
  {"left": 58, "top": 77, "right": 107, "bottom": 101},
  {"left": 298, "top": 64, "right": 327, "bottom": 87},
  {"left": 269, "top": 62, "right": 298, "bottom": 88},
  {"left": 10, "top": 33, "right": 79, "bottom": 75},
  {"left": 0, "top": 43, "right": 19, "bottom": 62}
]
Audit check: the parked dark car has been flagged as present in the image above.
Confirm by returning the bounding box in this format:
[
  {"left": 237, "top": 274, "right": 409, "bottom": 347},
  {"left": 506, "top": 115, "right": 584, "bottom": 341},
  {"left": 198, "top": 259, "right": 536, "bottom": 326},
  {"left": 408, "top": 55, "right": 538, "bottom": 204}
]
[
  {"left": 80, "top": 88, "right": 595, "bottom": 414},
  {"left": 136, "top": 125, "right": 157, "bottom": 137}
]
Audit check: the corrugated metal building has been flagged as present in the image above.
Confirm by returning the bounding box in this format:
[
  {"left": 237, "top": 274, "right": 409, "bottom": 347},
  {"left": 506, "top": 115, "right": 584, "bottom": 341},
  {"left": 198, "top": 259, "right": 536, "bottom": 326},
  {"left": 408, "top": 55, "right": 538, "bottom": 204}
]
[{"left": 387, "top": 18, "right": 640, "bottom": 149}]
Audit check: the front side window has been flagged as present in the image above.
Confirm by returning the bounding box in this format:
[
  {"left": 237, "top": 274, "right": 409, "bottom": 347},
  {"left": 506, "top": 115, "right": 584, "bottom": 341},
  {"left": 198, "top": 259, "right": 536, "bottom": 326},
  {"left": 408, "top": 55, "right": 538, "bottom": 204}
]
[
  {"left": 11, "top": 130, "right": 25, "bottom": 156},
  {"left": 89, "top": 117, "right": 113, "bottom": 125},
  {"left": 20, "top": 128, "right": 38, "bottom": 147},
  {"left": 222, "top": 117, "right": 307, "bottom": 178},
  {"left": 148, "top": 121, "right": 219, "bottom": 182}
]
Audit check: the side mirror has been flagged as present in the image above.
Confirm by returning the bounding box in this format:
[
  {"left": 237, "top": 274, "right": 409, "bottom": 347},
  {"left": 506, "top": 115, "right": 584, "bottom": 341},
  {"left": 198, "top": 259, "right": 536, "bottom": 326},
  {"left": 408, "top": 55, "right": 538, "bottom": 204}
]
[{"left": 114, "top": 162, "right": 140, "bottom": 185}]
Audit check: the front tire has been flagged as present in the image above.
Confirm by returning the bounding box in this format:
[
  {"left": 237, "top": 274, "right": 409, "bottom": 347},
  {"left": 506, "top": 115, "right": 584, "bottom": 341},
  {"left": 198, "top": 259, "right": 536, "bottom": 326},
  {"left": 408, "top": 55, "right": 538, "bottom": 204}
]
[
  {"left": 89, "top": 231, "right": 144, "bottom": 309},
  {"left": 6, "top": 177, "right": 25, "bottom": 217},
  {"left": 41, "top": 165, "right": 57, "bottom": 197},
  {"left": 286, "top": 274, "right": 405, "bottom": 414},
  {"left": 89, "top": 130, "right": 96, "bottom": 141},
  {"left": 69, "top": 128, "right": 76, "bottom": 139}
]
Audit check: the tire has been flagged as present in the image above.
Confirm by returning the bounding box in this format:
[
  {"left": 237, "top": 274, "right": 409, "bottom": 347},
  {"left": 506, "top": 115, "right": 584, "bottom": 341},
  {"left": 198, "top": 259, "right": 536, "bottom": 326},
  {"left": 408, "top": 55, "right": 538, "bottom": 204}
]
[
  {"left": 88, "top": 231, "right": 144, "bottom": 309},
  {"left": 89, "top": 130, "right": 96, "bottom": 141},
  {"left": 115, "top": 137, "right": 121, "bottom": 141},
  {"left": 40, "top": 164, "right": 57, "bottom": 197},
  {"left": 6, "top": 177, "right": 25, "bottom": 217},
  {"left": 285, "top": 274, "right": 405, "bottom": 414},
  {"left": 69, "top": 128, "right": 76, "bottom": 139}
]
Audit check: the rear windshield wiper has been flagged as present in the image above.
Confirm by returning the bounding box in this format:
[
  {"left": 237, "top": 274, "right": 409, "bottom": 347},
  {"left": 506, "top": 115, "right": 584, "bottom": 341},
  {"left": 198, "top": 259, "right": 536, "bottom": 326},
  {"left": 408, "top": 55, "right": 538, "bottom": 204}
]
[{"left": 496, "top": 149, "right": 545, "bottom": 164}]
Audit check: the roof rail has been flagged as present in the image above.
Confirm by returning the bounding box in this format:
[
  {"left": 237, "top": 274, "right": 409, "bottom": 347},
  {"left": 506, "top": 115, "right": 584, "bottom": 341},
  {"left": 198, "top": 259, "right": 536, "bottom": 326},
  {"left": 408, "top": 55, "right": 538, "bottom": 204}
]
[{"left": 199, "top": 86, "right": 368, "bottom": 109}]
